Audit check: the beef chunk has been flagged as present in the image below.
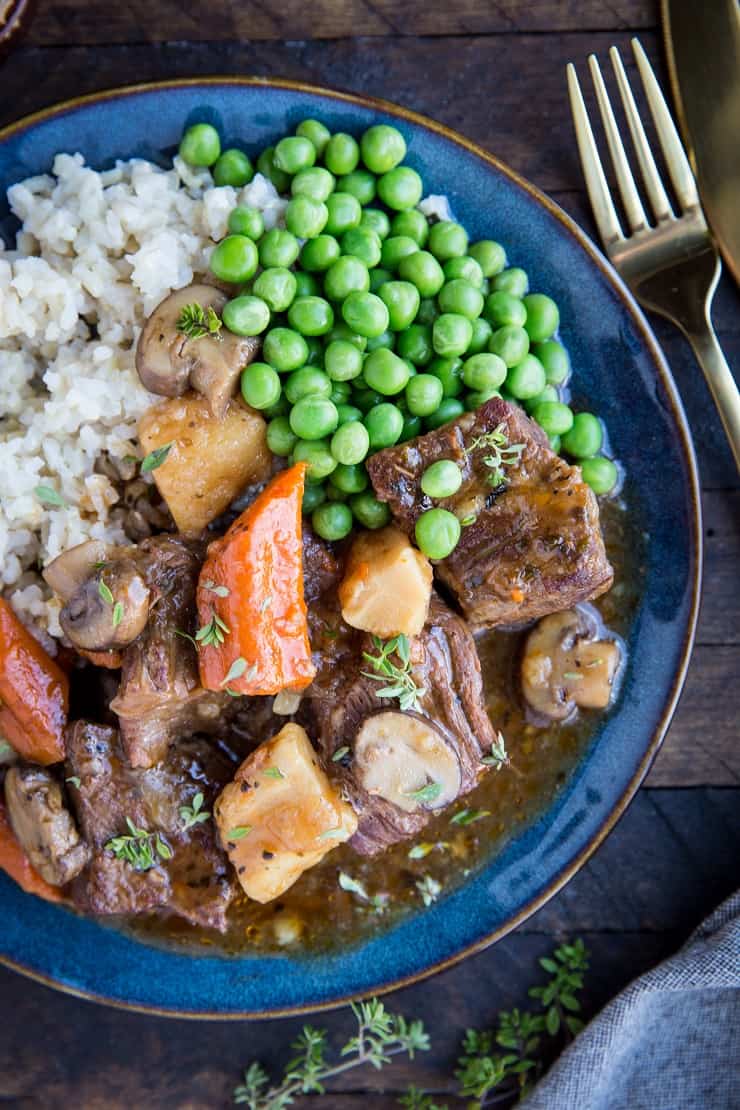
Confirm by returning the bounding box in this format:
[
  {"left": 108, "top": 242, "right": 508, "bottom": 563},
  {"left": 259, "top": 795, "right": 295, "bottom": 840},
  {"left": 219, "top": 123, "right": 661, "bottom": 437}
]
[
  {"left": 4, "top": 764, "right": 90, "bottom": 886},
  {"left": 302, "top": 525, "right": 341, "bottom": 604},
  {"left": 66, "top": 721, "right": 237, "bottom": 931},
  {"left": 367, "top": 397, "right": 613, "bottom": 628},
  {"left": 304, "top": 594, "right": 496, "bottom": 854},
  {"left": 110, "top": 536, "right": 234, "bottom": 767}
]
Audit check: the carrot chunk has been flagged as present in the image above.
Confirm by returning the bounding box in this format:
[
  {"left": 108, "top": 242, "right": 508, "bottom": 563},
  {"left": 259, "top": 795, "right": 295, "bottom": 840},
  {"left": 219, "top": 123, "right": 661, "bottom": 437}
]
[
  {"left": 0, "top": 599, "right": 68, "bottom": 765},
  {"left": 197, "top": 464, "right": 315, "bottom": 696},
  {"left": 0, "top": 802, "right": 63, "bottom": 903}
]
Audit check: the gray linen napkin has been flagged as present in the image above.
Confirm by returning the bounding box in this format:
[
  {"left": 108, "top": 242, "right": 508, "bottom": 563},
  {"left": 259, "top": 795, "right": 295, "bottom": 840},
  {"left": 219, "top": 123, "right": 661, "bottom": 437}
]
[{"left": 523, "top": 892, "right": 740, "bottom": 1110}]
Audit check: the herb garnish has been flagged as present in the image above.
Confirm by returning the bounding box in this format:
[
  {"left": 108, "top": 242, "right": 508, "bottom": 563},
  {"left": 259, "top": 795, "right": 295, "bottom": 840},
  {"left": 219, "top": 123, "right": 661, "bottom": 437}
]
[
  {"left": 179, "top": 791, "right": 210, "bottom": 830},
  {"left": 361, "top": 634, "right": 425, "bottom": 712},
  {"left": 450, "top": 807, "right": 491, "bottom": 826},
  {"left": 176, "top": 301, "right": 223, "bottom": 341},
  {"left": 481, "top": 731, "right": 509, "bottom": 770},
  {"left": 34, "top": 485, "right": 66, "bottom": 508},
  {"left": 563, "top": 671, "right": 584, "bottom": 681},
  {"left": 332, "top": 746, "right": 350, "bottom": 763},
  {"left": 98, "top": 579, "right": 114, "bottom": 605},
  {"left": 228, "top": 826, "right": 252, "bottom": 841},
  {"left": 415, "top": 875, "right": 442, "bottom": 907},
  {"left": 263, "top": 767, "right": 285, "bottom": 780},
  {"left": 318, "top": 826, "right": 344, "bottom": 840},
  {"left": 202, "top": 579, "right": 231, "bottom": 599},
  {"left": 65, "top": 775, "right": 81, "bottom": 790},
  {"left": 404, "top": 781, "right": 442, "bottom": 806},
  {"left": 407, "top": 841, "right": 449, "bottom": 860},
  {"left": 196, "top": 611, "right": 230, "bottom": 648},
  {"left": 338, "top": 872, "right": 388, "bottom": 913},
  {"left": 105, "top": 818, "right": 172, "bottom": 871},
  {"left": 112, "top": 601, "right": 124, "bottom": 628},
  {"left": 141, "top": 442, "right": 173, "bottom": 473},
  {"left": 468, "top": 423, "right": 525, "bottom": 488}
]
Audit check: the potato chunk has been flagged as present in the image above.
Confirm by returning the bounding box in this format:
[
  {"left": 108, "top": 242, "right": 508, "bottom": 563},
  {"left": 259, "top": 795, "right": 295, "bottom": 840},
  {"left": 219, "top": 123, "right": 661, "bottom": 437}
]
[
  {"left": 138, "top": 393, "right": 270, "bottom": 534},
  {"left": 214, "top": 723, "right": 357, "bottom": 903},
  {"left": 338, "top": 525, "right": 433, "bottom": 638}
]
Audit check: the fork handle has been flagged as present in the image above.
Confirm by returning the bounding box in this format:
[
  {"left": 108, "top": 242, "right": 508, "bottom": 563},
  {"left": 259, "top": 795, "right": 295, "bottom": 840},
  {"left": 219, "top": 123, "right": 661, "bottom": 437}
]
[{"left": 684, "top": 322, "right": 740, "bottom": 472}]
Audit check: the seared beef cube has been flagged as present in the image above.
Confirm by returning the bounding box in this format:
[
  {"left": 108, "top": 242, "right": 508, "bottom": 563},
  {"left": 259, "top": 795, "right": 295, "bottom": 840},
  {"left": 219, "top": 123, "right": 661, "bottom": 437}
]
[
  {"left": 367, "top": 397, "right": 613, "bottom": 628},
  {"left": 305, "top": 594, "right": 497, "bottom": 854},
  {"left": 66, "top": 721, "right": 236, "bottom": 931},
  {"left": 302, "top": 525, "right": 341, "bottom": 604},
  {"left": 4, "top": 764, "right": 90, "bottom": 886}
]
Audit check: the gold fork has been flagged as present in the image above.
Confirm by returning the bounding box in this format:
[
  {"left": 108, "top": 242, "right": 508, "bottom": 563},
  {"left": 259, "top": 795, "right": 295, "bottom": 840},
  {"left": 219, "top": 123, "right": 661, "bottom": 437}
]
[{"left": 567, "top": 37, "right": 740, "bottom": 471}]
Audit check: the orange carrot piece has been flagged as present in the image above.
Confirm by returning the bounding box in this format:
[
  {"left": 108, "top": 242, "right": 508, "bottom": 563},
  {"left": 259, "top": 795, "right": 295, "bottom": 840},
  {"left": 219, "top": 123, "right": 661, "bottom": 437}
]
[
  {"left": 197, "top": 463, "right": 316, "bottom": 696},
  {"left": 0, "top": 599, "right": 68, "bottom": 765},
  {"left": 0, "top": 802, "right": 63, "bottom": 903}
]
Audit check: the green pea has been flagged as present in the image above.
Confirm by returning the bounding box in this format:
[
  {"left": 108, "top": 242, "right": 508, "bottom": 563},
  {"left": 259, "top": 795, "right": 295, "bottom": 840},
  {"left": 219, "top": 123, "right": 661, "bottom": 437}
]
[
  {"left": 263, "top": 327, "right": 309, "bottom": 372},
  {"left": 533, "top": 339, "right": 570, "bottom": 385},
  {"left": 415, "top": 508, "right": 461, "bottom": 559},
  {"left": 524, "top": 384, "right": 559, "bottom": 413},
  {"left": 364, "top": 402, "right": 404, "bottom": 448},
  {"left": 428, "top": 220, "right": 468, "bottom": 261},
  {"left": 462, "top": 352, "right": 507, "bottom": 392},
  {"left": 406, "top": 373, "right": 444, "bottom": 417},
  {"left": 401, "top": 413, "right": 423, "bottom": 441},
  {"left": 302, "top": 482, "right": 327, "bottom": 513},
  {"left": 492, "top": 267, "right": 529, "bottom": 297},
  {"left": 179, "top": 123, "right": 221, "bottom": 167},
  {"left": 304, "top": 336, "right": 324, "bottom": 367},
  {"left": 580, "top": 456, "right": 618, "bottom": 495},
  {"left": 369, "top": 266, "right": 393, "bottom": 293},
  {"left": 259, "top": 228, "right": 300, "bottom": 269},
  {"left": 366, "top": 329, "right": 395, "bottom": 353},
  {"left": 433, "top": 313, "right": 473, "bottom": 358},
  {"left": 327, "top": 322, "right": 367, "bottom": 351},
  {"left": 325, "top": 192, "right": 362, "bottom": 236},
  {"left": 561, "top": 412, "right": 603, "bottom": 458},
  {"left": 336, "top": 403, "right": 363, "bottom": 426},
  {"left": 549, "top": 434, "right": 561, "bottom": 453},
  {"left": 467, "top": 317, "right": 492, "bottom": 355},
  {"left": 360, "top": 208, "right": 391, "bottom": 240},
  {"left": 324, "top": 133, "right": 360, "bottom": 176},
  {"left": 424, "top": 397, "right": 465, "bottom": 430},
  {"left": 287, "top": 295, "right": 334, "bottom": 337},
  {"left": 363, "top": 348, "right": 410, "bottom": 396},
  {"left": 290, "top": 396, "right": 339, "bottom": 440},
  {"left": 324, "top": 256, "right": 371, "bottom": 301},
  {"left": 337, "top": 170, "right": 376, "bottom": 206},
  {"left": 361, "top": 124, "right": 407, "bottom": 174},
  {"left": 263, "top": 395, "right": 289, "bottom": 420},
  {"left": 353, "top": 388, "right": 384, "bottom": 414},
  {"left": 293, "top": 439, "right": 337, "bottom": 481},
  {"left": 330, "top": 380, "right": 351, "bottom": 404},
  {"left": 312, "top": 502, "right": 353, "bottom": 540},
  {"left": 377, "top": 166, "right": 423, "bottom": 211},
  {"left": 505, "top": 354, "right": 547, "bottom": 400},
  {"left": 397, "top": 323, "right": 433, "bottom": 366},
  {"left": 331, "top": 420, "right": 371, "bottom": 465},
  {"left": 274, "top": 136, "right": 316, "bottom": 175},
  {"left": 284, "top": 367, "right": 332, "bottom": 404},
  {"left": 291, "top": 166, "right": 335, "bottom": 202},
  {"left": 531, "top": 401, "right": 574, "bottom": 436},
  {"left": 484, "top": 290, "right": 527, "bottom": 329},
  {"left": 227, "top": 205, "right": 264, "bottom": 240},
  {"left": 430, "top": 356, "right": 464, "bottom": 398},
  {"left": 443, "top": 256, "right": 484, "bottom": 288},
  {"left": 341, "top": 227, "right": 382, "bottom": 268},
  {"left": 322, "top": 339, "right": 361, "bottom": 382},
  {"left": 397, "top": 250, "right": 446, "bottom": 298},
  {"left": 523, "top": 293, "right": 560, "bottom": 343},
  {"left": 300, "top": 234, "right": 341, "bottom": 273},
  {"left": 469, "top": 239, "right": 507, "bottom": 277},
  {"left": 416, "top": 297, "right": 440, "bottom": 326},
  {"left": 341, "top": 291, "right": 389, "bottom": 338},
  {"left": 378, "top": 280, "right": 421, "bottom": 332},
  {"left": 252, "top": 267, "right": 297, "bottom": 313},
  {"left": 285, "top": 196, "right": 328, "bottom": 239},
  {"left": 488, "top": 325, "right": 530, "bottom": 367},
  {"left": 210, "top": 235, "right": 259, "bottom": 283},
  {"left": 213, "top": 149, "right": 253, "bottom": 187},
  {"left": 296, "top": 119, "right": 331, "bottom": 156},
  {"left": 438, "top": 279, "right": 484, "bottom": 320},
  {"left": 465, "top": 388, "right": 501, "bottom": 410},
  {"left": 294, "top": 270, "right": 321, "bottom": 297},
  {"left": 378, "top": 236, "right": 416, "bottom": 272},
  {"left": 330, "top": 462, "right": 369, "bottom": 494},
  {"left": 267, "top": 415, "right": 298, "bottom": 457},
  {"left": 256, "top": 147, "right": 290, "bottom": 193},
  {"left": 222, "top": 295, "right": 270, "bottom": 337},
  {"left": 421, "top": 459, "right": 463, "bottom": 499},
  {"left": 240, "top": 362, "right": 281, "bottom": 410},
  {"left": 391, "top": 209, "right": 429, "bottom": 247},
  {"left": 350, "top": 491, "right": 391, "bottom": 530}
]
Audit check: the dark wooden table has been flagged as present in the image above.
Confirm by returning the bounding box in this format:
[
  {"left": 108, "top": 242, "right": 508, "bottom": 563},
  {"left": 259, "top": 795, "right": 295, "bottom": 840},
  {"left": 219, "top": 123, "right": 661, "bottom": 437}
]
[{"left": 1, "top": 2, "right": 738, "bottom": 1106}]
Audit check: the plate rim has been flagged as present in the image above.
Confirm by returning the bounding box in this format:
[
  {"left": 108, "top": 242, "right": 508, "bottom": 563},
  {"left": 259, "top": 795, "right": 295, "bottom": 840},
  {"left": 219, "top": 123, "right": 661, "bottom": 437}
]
[{"left": 0, "top": 74, "right": 703, "bottom": 1019}]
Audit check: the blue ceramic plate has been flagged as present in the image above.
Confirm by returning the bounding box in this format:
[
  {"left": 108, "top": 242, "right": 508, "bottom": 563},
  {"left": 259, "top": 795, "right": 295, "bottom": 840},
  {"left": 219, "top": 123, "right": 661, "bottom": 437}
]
[{"left": 0, "top": 79, "right": 701, "bottom": 1017}]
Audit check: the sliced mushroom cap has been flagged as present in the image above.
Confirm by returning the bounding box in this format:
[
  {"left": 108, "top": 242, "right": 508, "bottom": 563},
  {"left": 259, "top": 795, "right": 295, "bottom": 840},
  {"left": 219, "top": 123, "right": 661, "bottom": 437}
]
[
  {"left": 43, "top": 539, "right": 117, "bottom": 602},
  {"left": 5, "top": 764, "right": 91, "bottom": 886},
  {"left": 60, "top": 561, "right": 151, "bottom": 651},
  {"left": 354, "top": 711, "right": 461, "bottom": 813},
  {"left": 135, "top": 283, "right": 261, "bottom": 419},
  {"left": 521, "top": 607, "right": 621, "bottom": 722}
]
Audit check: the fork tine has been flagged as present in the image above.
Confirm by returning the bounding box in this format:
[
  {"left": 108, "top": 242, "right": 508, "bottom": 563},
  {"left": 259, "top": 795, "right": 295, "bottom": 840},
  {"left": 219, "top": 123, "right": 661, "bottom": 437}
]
[
  {"left": 609, "top": 46, "right": 674, "bottom": 223},
  {"left": 588, "top": 53, "right": 649, "bottom": 234},
  {"left": 566, "top": 63, "right": 624, "bottom": 249},
  {"left": 631, "top": 37, "right": 701, "bottom": 211}
]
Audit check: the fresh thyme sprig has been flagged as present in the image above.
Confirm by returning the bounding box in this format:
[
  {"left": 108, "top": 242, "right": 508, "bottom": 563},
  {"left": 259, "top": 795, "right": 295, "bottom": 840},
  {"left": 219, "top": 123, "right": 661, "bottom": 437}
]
[
  {"left": 481, "top": 732, "right": 509, "bottom": 770},
  {"left": 362, "top": 634, "right": 425, "bottom": 712},
  {"left": 104, "top": 817, "right": 172, "bottom": 871},
  {"left": 233, "top": 999, "right": 430, "bottom": 1108},
  {"left": 338, "top": 871, "right": 388, "bottom": 913},
  {"left": 176, "top": 301, "right": 223, "bottom": 341},
  {"left": 468, "top": 423, "right": 524, "bottom": 489},
  {"left": 179, "top": 791, "right": 210, "bottom": 831},
  {"left": 196, "top": 611, "right": 230, "bottom": 648}
]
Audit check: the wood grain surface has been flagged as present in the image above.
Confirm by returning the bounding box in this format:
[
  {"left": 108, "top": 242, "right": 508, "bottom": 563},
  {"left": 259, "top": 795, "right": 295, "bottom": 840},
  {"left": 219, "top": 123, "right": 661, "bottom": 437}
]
[{"left": 0, "top": 3, "right": 737, "bottom": 1106}]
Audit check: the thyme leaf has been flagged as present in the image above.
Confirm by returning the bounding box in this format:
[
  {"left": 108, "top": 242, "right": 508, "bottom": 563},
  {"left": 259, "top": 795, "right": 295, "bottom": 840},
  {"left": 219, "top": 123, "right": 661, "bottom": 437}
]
[
  {"left": 404, "top": 782, "right": 442, "bottom": 806},
  {"left": 104, "top": 817, "right": 171, "bottom": 871},
  {"left": 450, "top": 807, "right": 491, "bottom": 826},
  {"left": 262, "top": 767, "right": 285, "bottom": 780},
  {"left": 141, "top": 442, "right": 173, "bottom": 473},
  {"left": 176, "top": 301, "right": 223, "bottom": 341},
  {"left": 361, "top": 634, "right": 425, "bottom": 712},
  {"left": 98, "top": 580, "right": 114, "bottom": 605},
  {"left": 196, "top": 611, "right": 230, "bottom": 648},
  {"left": 467, "top": 423, "right": 524, "bottom": 489},
  {"left": 481, "top": 731, "right": 509, "bottom": 770},
  {"left": 34, "top": 484, "right": 66, "bottom": 507},
  {"left": 202, "top": 579, "right": 231, "bottom": 599},
  {"left": 228, "top": 826, "right": 252, "bottom": 841},
  {"left": 415, "top": 875, "right": 442, "bottom": 907},
  {"left": 112, "top": 601, "right": 124, "bottom": 628},
  {"left": 179, "top": 791, "right": 210, "bottom": 831}
]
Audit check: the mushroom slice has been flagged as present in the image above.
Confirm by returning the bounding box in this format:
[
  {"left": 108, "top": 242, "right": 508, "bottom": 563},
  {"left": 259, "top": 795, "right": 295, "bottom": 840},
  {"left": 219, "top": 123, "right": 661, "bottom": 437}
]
[
  {"left": 60, "top": 561, "right": 151, "bottom": 652},
  {"left": 5, "top": 764, "right": 90, "bottom": 886},
  {"left": 43, "top": 539, "right": 117, "bottom": 602},
  {"left": 135, "top": 283, "right": 261, "bottom": 418},
  {"left": 354, "top": 711, "right": 461, "bottom": 814},
  {"left": 521, "top": 606, "right": 622, "bottom": 722}
]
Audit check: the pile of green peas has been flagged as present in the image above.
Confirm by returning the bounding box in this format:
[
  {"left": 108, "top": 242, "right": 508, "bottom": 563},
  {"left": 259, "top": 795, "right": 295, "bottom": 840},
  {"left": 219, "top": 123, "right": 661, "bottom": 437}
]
[{"left": 178, "top": 120, "right": 619, "bottom": 553}]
